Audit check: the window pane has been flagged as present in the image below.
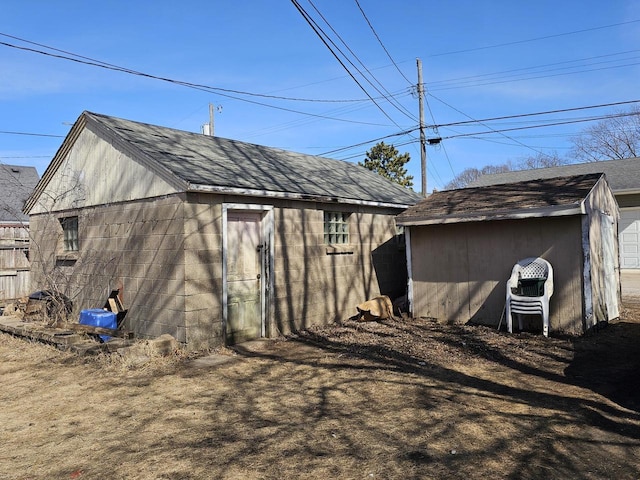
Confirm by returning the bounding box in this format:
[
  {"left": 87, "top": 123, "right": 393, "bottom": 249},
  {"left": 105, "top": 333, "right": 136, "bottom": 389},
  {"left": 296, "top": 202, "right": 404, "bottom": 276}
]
[
  {"left": 61, "top": 216, "right": 79, "bottom": 252},
  {"left": 323, "top": 211, "right": 349, "bottom": 245}
]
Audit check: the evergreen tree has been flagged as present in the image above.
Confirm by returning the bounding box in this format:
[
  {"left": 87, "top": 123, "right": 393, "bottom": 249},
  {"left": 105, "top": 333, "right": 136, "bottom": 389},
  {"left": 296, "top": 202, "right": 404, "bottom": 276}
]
[{"left": 359, "top": 142, "right": 414, "bottom": 188}]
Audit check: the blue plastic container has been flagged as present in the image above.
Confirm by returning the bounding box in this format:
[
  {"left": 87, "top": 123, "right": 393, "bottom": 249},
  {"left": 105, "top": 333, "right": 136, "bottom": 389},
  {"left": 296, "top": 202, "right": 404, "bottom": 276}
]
[{"left": 79, "top": 308, "right": 117, "bottom": 342}]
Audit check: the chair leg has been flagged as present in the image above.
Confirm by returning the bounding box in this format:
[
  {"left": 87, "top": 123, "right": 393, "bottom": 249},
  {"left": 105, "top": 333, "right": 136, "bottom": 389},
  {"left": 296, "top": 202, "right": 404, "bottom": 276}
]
[
  {"left": 542, "top": 302, "right": 549, "bottom": 337},
  {"left": 506, "top": 301, "right": 512, "bottom": 333}
]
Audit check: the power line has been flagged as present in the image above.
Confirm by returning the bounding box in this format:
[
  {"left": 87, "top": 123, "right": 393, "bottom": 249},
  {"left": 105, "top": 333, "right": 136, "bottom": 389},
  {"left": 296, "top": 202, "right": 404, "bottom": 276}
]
[
  {"left": 440, "top": 111, "right": 640, "bottom": 140},
  {"left": 320, "top": 127, "right": 419, "bottom": 156},
  {"left": 353, "top": 0, "right": 413, "bottom": 87},
  {"left": 425, "top": 94, "right": 549, "bottom": 158},
  {"left": 426, "top": 19, "right": 640, "bottom": 58},
  {"left": 0, "top": 32, "right": 370, "bottom": 104},
  {"left": 427, "top": 49, "right": 640, "bottom": 90},
  {"left": 0, "top": 130, "right": 64, "bottom": 138},
  {"left": 291, "top": 0, "right": 413, "bottom": 126},
  {"left": 428, "top": 99, "right": 640, "bottom": 129},
  {"left": 429, "top": 59, "right": 640, "bottom": 93},
  {"left": 2, "top": 38, "right": 400, "bottom": 128},
  {"left": 306, "top": 0, "right": 416, "bottom": 121}
]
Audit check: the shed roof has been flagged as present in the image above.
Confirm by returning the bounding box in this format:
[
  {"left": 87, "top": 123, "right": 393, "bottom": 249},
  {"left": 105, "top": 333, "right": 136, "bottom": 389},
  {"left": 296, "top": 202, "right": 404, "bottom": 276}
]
[
  {"left": 0, "top": 164, "right": 39, "bottom": 222},
  {"left": 469, "top": 157, "right": 640, "bottom": 193},
  {"left": 397, "top": 173, "right": 604, "bottom": 226},
  {"left": 29, "top": 111, "right": 421, "bottom": 209}
]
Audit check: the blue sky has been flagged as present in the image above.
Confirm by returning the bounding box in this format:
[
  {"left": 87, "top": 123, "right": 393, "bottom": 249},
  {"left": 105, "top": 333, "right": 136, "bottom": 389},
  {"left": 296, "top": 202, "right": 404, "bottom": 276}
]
[{"left": 1, "top": 0, "right": 639, "bottom": 192}]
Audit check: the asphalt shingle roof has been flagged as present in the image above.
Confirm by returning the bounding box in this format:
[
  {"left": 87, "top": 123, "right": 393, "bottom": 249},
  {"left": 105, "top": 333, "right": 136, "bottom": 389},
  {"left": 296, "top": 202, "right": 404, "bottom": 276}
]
[
  {"left": 469, "top": 157, "right": 640, "bottom": 191},
  {"left": 397, "top": 173, "right": 603, "bottom": 225},
  {"left": 0, "top": 164, "right": 39, "bottom": 222},
  {"left": 86, "top": 112, "right": 422, "bottom": 207}
]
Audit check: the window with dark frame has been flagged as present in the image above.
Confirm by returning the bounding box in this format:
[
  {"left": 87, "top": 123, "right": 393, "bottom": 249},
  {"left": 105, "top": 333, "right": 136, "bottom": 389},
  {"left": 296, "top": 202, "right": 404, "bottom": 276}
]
[
  {"left": 60, "top": 216, "right": 79, "bottom": 252},
  {"left": 324, "top": 211, "right": 350, "bottom": 245}
]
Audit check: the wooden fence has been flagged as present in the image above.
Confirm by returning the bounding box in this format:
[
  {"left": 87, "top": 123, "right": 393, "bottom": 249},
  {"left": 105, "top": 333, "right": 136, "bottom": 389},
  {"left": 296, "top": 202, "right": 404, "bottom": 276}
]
[{"left": 0, "top": 224, "right": 31, "bottom": 302}]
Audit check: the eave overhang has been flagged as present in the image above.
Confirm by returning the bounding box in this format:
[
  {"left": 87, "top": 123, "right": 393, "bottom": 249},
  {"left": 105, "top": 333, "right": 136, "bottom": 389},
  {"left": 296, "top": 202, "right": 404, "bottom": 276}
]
[{"left": 396, "top": 203, "right": 586, "bottom": 226}]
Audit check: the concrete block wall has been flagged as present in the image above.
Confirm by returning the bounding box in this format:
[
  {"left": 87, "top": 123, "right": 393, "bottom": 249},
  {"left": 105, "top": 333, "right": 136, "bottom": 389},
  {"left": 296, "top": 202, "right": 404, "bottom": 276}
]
[
  {"left": 30, "top": 192, "right": 407, "bottom": 347},
  {"left": 183, "top": 193, "right": 224, "bottom": 350},
  {"left": 270, "top": 201, "right": 405, "bottom": 335},
  {"left": 30, "top": 194, "right": 188, "bottom": 342}
]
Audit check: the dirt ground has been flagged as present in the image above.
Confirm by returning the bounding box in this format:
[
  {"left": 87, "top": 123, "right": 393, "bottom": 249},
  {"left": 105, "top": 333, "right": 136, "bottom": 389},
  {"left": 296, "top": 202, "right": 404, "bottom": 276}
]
[{"left": 1, "top": 303, "right": 640, "bottom": 480}]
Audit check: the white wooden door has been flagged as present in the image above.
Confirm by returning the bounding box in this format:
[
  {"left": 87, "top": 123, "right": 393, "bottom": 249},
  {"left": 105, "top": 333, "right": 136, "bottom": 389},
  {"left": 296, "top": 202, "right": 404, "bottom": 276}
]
[
  {"left": 601, "top": 212, "right": 619, "bottom": 320},
  {"left": 226, "top": 212, "right": 262, "bottom": 344}
]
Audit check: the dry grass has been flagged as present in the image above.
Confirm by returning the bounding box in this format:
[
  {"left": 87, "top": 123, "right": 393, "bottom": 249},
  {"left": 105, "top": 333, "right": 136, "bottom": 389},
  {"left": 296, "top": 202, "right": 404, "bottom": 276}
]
[{"left": 1, "top": 304, "right": 640, "bottom": 479}]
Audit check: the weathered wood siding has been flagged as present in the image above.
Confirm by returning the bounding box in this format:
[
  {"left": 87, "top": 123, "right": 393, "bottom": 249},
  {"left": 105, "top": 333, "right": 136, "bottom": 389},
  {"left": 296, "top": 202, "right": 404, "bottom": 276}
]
[
  {"left": 583, "top": 177, "right": 621, "bottom": 325},
  {"left": 29, "top": 126, "right": 179, "bottom": 215},
  {"left": 0, "top": 224, "right": 31, "bottom": 301},
  {"left": 409, "top": 216, "right": 585, "bottom": 333}
]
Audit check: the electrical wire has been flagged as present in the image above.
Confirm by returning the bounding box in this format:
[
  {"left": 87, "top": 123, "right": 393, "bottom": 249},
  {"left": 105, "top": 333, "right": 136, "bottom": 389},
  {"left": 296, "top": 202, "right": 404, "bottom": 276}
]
[
  {"left": 429, "top": 59, "right": 640, "bottom": 92},
  {"left": 306, "top": 0, "right": 417, "bottom": 121},
  {"left": 426, "top": 49, "right": 640, "bottom": 90},
  {"left": 429, "top": 99, "right": 640, "bottom": 129},
  {"left": 0, "top": 130, "right": 64, "bottom": 138},
  {"left": 2, "top": 39, "right": 400, "bottom": 128},
  {"left": 320, "top": 127, "right": 419, "bottom": 156},
  {"left": 429, "top": 94, "right": 550, "bottom": 159},
  {"left": 291, "top": 0, "right": 413, "bottom": 127},
  {"left": 426, "top": 19, "right": 640, "bottom": 58},
  {"left": 0, "top": 32, "right": 370, "bottom": 104},
  {"left": 353, "top": 0, "right": 413, "bottom": 86},
  {"left": 440, "top": 110, "right": 640, "bottom": 140}
]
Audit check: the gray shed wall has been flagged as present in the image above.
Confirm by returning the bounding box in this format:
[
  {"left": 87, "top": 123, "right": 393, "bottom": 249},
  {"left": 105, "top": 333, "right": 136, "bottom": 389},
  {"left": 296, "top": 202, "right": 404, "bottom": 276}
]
[{"left": 409, "top": 216, "right": 585, "bottom": 333}]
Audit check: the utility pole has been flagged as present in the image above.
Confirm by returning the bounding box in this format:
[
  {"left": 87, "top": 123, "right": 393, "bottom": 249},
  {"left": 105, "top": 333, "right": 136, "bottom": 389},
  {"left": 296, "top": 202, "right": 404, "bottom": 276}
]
[
  {"left": 209, "top": 103, "right": 215, "bottom": 137},
  {"left": 417, "top": 58, "right": 427, "bottom": 196}
]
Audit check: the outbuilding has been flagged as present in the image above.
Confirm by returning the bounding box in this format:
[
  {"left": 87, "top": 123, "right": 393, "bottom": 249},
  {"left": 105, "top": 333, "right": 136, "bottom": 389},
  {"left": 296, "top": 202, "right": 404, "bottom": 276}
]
[
  {"left": 24, "top": 111, "right": 421, "bottom": 348},
  {"left": 396, "top": 173, "right": 620, "bottom": 335},
  {"left": 470, "top": 157, "right": 640, "bottom": 269}
]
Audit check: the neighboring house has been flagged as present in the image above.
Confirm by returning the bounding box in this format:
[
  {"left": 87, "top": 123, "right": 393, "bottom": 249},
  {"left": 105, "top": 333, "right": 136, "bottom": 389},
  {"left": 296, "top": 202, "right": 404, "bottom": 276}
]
[
  {"left": 396, "top": 173, "right": 620, "bottom": 335},
  {"left": 24, "top": 111, "right": 421, "bottom": 348},
  {"left": 0, "top": 164, "right": 39, "bottom": 302},
  {"left": 469, "top": 157, "right": 640, "bottom": 269}
]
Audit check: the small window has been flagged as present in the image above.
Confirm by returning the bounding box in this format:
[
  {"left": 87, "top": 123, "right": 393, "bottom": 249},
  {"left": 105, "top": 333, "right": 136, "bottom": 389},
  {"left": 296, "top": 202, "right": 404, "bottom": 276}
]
[
  {"left": 60, "top": 217, "right": 79, "bottom": 252},
  {"left": 324, "top": 211, "right": 350, "bottom": 245}
]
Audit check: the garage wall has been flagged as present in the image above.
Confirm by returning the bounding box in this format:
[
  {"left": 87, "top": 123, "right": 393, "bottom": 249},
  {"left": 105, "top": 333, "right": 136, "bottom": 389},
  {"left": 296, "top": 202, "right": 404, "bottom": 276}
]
[
  {"left": 409, "top": 216, "right": 585, "bottom": 333},
  {"left": 269, "top": 200, "right": 405, "bottom": 335},
  {"left": 620, "top": 208, "right": 640, "bottom": 269},
  {"left": 29, "top": 195, "right": 188, "bottom": 342}
]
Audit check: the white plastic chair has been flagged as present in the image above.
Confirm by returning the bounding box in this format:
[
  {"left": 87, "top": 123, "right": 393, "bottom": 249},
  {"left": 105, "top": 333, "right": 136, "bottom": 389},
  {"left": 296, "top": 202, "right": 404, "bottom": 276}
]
[{"left": 506, "top": 257, "right": 554, "bottom": 337}]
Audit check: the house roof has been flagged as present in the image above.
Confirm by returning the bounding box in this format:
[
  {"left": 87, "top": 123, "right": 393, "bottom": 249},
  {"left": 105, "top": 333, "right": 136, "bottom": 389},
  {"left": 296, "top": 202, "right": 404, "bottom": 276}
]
[
  {"left": 397, "top": 173, "right": 605, "bottom": 226},
  {"left": 0, "top": 164, "right": 39, "bottom": 222},
  {"left": 30, "top": 111, "right": 420, "bottom": 209},
  {"left": 469, "top": 157, "right": 640, "bottom": 193}
]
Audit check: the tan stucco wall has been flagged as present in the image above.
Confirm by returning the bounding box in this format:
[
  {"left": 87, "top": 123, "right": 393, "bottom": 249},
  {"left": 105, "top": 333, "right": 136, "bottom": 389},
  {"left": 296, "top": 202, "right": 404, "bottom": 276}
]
[{"left": 409, "top": 216, "right": 585, "bottom": 334}]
